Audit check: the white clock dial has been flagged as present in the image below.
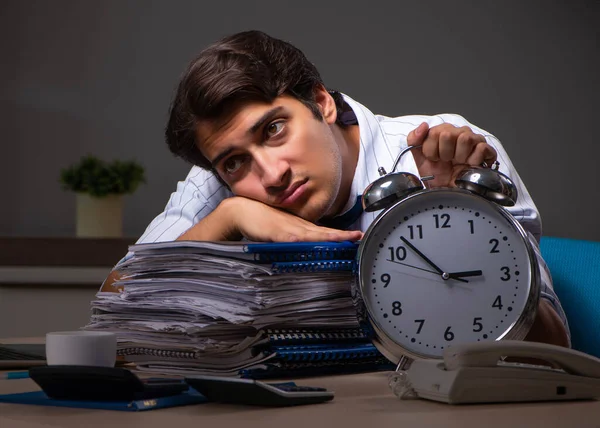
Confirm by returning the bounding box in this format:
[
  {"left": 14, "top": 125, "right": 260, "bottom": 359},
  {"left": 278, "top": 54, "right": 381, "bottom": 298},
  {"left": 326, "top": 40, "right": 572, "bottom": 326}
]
[{"left": 358, "top": 188, "right": 539, "bottom": 360}]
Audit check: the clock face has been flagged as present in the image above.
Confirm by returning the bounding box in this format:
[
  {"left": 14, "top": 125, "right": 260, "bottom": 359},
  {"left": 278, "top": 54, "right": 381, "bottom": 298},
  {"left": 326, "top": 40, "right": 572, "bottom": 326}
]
[{"left": 358, "top": 188, "right": 539, "bottom": 359}]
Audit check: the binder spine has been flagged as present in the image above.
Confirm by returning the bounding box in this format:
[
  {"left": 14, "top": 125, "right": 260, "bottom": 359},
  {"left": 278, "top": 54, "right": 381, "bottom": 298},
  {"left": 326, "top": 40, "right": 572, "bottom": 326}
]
[
  {"left": 270, "top": 343, "right": 381, "bottom": 362},
  {"left": 270, "top": 260, "right": 355, "bottom": 273},
  {"left": 265, "top": 327, "right": 370, "bottom": 344},
  {"left": 254, "top": 248, "right": 358, "bottom": 263},
  {"left": 117, "top": 347, "right": 198, "bottom": 360},
  {"left": 239, "top": 356, "right": 395, "bottom": 379}
]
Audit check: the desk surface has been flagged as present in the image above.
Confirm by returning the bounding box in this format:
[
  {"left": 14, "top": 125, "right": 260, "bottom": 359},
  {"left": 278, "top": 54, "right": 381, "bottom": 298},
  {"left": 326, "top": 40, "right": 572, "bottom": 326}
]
[{"left": 2, "top": 338, "right": 600, "bottom": 428}]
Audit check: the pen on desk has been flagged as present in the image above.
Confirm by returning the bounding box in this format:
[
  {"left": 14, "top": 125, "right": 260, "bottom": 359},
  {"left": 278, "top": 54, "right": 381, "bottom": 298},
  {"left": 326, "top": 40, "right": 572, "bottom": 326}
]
[{"left": 1, "top": 371, "right": 30, "bottom": 380}]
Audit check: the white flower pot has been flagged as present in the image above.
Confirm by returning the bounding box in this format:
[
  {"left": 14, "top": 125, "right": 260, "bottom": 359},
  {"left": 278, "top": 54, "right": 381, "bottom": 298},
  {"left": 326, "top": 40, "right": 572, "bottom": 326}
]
[{"left": 76, "top": 193, "right": 123, "bottom": 237}]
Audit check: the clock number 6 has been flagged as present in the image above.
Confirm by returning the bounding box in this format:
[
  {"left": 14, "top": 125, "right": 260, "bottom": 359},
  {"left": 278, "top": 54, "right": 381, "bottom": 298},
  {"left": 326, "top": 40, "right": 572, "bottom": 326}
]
[{"left": 444, "top": 326, "right": 454, "bottom": 341}]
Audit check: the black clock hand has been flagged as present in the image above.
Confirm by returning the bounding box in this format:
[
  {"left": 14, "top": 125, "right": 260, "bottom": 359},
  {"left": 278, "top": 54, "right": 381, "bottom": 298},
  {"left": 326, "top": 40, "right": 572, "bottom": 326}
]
[
  {"left": 400, "top": 236, "right": 444, "bottom": 274},
  {"left": 399, "top": 236, "right": 468, "bottom": 283},
  {"left": 448, "top": 270, "right": 483, "bottom": 279}
]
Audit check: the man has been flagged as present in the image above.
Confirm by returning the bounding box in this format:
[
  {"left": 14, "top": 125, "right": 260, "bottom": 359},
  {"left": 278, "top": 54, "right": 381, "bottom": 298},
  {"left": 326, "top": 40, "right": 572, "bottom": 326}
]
[{"left": 105, "top": 30, "right": 570, "bottom": 348}]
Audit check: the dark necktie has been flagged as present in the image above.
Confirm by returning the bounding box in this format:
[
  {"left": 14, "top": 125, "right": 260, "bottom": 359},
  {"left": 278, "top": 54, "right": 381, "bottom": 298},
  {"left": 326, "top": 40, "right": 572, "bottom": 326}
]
[{"left": 318, "top": 195, "right": 363, "bottom": 230}]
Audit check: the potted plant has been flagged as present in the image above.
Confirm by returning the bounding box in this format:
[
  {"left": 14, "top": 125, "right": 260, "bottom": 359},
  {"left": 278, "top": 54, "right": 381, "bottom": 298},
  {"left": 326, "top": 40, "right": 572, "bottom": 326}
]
[{"left": 60, "top": 155, "right": 145, "bottom": 237}]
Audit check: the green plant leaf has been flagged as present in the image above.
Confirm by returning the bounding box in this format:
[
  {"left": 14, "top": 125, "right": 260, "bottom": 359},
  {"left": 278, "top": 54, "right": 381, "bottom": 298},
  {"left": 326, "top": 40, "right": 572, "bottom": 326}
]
[{"left": 59, "top": 155, "right": 146, "bottom": 197}]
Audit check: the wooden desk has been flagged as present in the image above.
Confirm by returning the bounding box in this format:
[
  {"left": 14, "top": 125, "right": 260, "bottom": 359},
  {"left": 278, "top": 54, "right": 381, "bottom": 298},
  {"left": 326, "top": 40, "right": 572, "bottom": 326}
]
[{"left": 1, "top": 340, "right": 599, "bottom": 428}]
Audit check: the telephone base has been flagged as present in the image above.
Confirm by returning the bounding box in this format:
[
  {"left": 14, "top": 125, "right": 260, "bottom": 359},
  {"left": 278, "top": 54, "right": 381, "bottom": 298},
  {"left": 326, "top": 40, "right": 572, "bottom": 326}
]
[{"left": 403, "top": 360, "right": 600, "bottom": 405}]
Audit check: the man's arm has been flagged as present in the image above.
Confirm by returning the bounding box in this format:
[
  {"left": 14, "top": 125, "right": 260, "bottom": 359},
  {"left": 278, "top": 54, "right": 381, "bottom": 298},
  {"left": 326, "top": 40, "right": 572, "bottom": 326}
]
[
  {"left": 101, "top": 195, "right": 362, "bottom": 293},
  {"left": 525, "top": 300, "right": 570, "bottom": 347},
  {"left": 526, "top": 235, "right": 571, "bottom": 348},
  {"left": 178, "top": 196, "right": 363, "bottom": 243}
]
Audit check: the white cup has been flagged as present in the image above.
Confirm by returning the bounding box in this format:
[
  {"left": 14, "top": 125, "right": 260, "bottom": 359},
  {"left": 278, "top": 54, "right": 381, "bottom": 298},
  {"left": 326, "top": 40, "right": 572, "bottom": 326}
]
[{"left": 45, "top": 331, "right": 117, "bottom": 367}]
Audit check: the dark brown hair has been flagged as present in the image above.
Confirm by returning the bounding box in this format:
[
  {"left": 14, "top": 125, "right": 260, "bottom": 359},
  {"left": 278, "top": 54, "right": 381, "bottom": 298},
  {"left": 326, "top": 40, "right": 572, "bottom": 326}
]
[{"left": 165, "top": 30, "right": 347, "bottom": 169}]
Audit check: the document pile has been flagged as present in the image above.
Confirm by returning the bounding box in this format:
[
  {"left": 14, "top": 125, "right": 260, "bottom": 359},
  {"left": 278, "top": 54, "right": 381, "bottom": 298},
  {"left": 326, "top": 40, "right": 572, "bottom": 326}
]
[{"left": 86, "top": 240, "right": 394, "bottom": 378}]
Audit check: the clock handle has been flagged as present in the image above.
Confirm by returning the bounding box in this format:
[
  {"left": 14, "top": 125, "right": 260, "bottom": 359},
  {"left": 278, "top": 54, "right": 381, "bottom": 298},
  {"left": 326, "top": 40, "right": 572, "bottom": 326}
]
[
  {"left": 443, "top": 340, "right": 600, "bottom": 378},
  {"left": 362, "top": 145, "right": 434, "bottom": 212}
]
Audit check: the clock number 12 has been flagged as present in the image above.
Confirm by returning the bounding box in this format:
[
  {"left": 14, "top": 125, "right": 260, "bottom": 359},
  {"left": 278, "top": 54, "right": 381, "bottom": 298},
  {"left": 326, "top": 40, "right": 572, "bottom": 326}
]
[{"left": 433, "top": 214, "right": 451, "bottom": 229}]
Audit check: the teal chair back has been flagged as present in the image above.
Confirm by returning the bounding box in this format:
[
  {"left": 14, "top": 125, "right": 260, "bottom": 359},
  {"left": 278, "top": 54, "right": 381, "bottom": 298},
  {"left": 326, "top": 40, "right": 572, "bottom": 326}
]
[{"left": 540, "top": 236, "right": 600, "bottom": 358}]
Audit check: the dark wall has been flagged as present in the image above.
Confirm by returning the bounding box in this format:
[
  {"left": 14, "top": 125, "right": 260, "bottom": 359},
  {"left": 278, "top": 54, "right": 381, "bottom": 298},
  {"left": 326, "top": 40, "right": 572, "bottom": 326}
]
[{"left": 1, "top": 0, "right": 598, "bottom": 240}]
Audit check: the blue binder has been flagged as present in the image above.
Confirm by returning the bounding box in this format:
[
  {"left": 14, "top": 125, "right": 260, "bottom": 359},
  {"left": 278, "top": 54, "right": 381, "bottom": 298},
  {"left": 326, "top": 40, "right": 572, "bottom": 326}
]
[
  {"left": 128, "top": 240, "right": 360, "bottom": 263},
  {"left": 240, "top": 326, "right": 395, "bottom": 379}
]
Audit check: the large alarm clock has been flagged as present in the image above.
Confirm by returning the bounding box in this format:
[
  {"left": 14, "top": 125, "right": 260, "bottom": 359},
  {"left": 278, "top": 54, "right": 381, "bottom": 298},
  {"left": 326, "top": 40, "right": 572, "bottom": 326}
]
[{"left": 354, "top": 145, "right": 541, "bottom": 367}]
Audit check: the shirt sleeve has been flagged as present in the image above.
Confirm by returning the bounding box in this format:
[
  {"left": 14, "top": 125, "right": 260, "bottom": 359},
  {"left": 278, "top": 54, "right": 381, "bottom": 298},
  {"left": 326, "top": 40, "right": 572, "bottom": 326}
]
[{"left": 527, "top": 231, "right": 572, "bottom": 347}]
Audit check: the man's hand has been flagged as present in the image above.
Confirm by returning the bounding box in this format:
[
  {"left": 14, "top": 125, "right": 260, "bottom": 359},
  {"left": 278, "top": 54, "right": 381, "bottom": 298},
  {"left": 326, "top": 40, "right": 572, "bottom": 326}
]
[
  {"left": 178, "top": 196, "right": 363, "bottom": 243},
  {"left": 407, "top": 122, "right": 497, "bottom": 188},
  {"left": 100, "top": 270, "right": 123, "bottom": 293}
]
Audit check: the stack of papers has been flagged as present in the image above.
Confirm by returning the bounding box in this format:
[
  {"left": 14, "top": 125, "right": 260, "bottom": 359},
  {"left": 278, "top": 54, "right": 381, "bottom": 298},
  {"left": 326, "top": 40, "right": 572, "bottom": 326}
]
[{"left": 86, "top": 241, "right": 393, "bottom": 377}]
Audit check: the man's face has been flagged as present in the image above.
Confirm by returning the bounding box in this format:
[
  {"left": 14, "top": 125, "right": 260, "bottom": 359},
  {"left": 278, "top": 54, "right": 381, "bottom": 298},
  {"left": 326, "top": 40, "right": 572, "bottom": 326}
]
[{"left": 197, "top": 92, "right": 344, "bottom": 222}]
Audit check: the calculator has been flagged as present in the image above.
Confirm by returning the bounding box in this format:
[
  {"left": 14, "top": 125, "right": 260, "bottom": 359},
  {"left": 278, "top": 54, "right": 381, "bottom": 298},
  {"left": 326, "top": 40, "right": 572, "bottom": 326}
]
[
  {"left": 185, "top": 375, "right": 334, "bottom": 407},
  {"left": 29, "top": 365, "right": 189, "bottom": 401}
]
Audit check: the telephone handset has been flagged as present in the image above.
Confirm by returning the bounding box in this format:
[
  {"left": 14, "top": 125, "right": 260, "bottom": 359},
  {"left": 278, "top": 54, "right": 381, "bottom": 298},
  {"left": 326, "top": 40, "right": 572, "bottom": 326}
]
[
  {"left": 444, "top": 341, "right": 600, "bottom": 378},
  {"left": 390, "top": 340, "right": 600, "bottom": 404}
]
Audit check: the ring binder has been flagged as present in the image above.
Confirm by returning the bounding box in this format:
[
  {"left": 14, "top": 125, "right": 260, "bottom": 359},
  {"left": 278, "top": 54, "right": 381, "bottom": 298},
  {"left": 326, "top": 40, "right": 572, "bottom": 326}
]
[
  {"left": 269, "top": 343, "right": 381, "bottom": 362},
  {"left": 118, "top": 348, "right": 198, "bottom": 360},
  {"left": 248, "top": 242, "right": 358, "bottom": 263},
  {"left": 256, "top": 249, "right": 358, "bottom": 262},
  {"left": 264, "top": 327, "right": 370, "bottom": 344},
  {"left": 270, "top": 260, "right": 355, "bottom": 273},
  {"left": 239, "top": 357, "right": 395, "bottom": 379}
]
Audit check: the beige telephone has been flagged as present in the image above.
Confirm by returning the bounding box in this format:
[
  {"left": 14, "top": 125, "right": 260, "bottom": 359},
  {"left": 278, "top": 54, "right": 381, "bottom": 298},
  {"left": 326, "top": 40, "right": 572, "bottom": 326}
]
[{"left": 390, "top": 340, "right": 600, "bottom": 404}]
